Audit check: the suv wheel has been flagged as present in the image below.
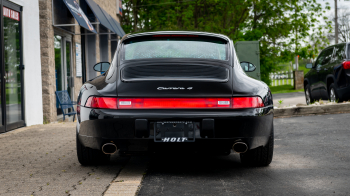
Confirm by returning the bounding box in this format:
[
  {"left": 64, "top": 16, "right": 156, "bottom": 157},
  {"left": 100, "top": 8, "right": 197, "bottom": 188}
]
[
  {"left": 305, "top": 84, "right": 312, "bottom": 105},
  {"left": 76, "top": 133, "right": 110, "bottom": 165},
  {"left": 240, "top": 125, "right": 274, "bottom": 167},
  {"left": 328, "top": 83, "right": 340, "bottom": 103}
]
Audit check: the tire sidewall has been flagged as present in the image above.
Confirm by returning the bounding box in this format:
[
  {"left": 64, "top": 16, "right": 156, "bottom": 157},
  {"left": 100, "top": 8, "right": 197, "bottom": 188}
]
[{"left": 305, "top": 84, "right": 312, "bottom": 105}]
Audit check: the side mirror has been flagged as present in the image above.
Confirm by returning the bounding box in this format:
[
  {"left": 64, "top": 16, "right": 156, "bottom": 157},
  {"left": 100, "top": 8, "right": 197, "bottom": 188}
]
[
  {"left": 93, "top": 62, "right": 110, "bottom": 73},
  {"left": 240, "top": 61, "right": 256, "bottom": 72},
  {"left": 306, "top": 63, "right": 313, "bottom": 69}
]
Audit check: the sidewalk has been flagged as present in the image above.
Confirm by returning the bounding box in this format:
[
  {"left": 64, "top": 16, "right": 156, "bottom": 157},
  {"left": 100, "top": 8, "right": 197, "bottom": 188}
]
[
  {"left": 272, "top": 92, "right": 306, "bottom": 107},
  {"left": 0, "top": 122, "right": 128, "bottom": 196}
]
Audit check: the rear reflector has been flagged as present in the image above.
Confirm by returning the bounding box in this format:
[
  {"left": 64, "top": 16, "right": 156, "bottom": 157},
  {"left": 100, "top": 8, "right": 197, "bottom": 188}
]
[
  {"left": 85, "top": 97, "right": 264, "bottom": 109},
  {"left": 85, "top": 97, "right": 118, "bottom": 109},
  {"left": 118, "top": 98, "right": 231, "bottom": 109},
  {"left": 343, "top": 61, "right": 350, "bottom": 69}
]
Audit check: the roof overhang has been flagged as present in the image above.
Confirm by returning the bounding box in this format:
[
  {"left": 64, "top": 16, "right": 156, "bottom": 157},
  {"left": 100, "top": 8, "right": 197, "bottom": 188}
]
[{"left": 58, "top": 0, "right": 97, "bottom": 33}]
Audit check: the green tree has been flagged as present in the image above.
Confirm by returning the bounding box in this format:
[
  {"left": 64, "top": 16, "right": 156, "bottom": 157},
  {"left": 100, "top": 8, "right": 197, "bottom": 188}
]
[{"left": 121, "top": 0, "right": 330, "bottom": 84}]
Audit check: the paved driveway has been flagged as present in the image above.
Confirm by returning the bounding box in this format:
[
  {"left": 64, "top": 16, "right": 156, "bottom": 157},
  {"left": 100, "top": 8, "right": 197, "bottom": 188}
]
[
  {"left": 0, "top": 122, "right": 128, "bottom": 196},
  {"left": 138, "top": 113, "right": 350, "bottom": 196}
]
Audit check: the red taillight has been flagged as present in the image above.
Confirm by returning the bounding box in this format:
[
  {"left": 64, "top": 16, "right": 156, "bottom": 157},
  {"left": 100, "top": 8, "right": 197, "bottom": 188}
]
[
  {"left": 117, "top": 97, "right": 264, "bottom": 109},
  {"left": 118, "top": 98, "right": 231, "bottom": 109},
  {"left": 232, "top": 97, "right": 264, "bottom": 109},
  {"left": 85, "top": 97, "right": 118, "bottom": 109},
  {"left": 84, "top": 97, "right": 264, "bottom": 109},
  {"left": 343, "top": 61, "right": 350, "bottom": 69}
]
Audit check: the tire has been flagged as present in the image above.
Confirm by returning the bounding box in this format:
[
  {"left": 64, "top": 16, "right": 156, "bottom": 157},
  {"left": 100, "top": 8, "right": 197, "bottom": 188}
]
[
  {"left": 240, "top": 125, "right": 274, "bottom": 167},
  {"left": 328, "top": 83, "right": 342, "bottom": 103},
  {"left": 76, "top": 133, "right": 110, "bottom": 165},
  {"left": 305, "top": 84, "right": 313, "bottom": 105}
]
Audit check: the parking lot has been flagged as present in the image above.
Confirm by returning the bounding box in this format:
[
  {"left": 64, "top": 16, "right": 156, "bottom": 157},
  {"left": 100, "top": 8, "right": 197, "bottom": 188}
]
[{"left": 1, "top": 113, "right": 350, "bottom": 195}]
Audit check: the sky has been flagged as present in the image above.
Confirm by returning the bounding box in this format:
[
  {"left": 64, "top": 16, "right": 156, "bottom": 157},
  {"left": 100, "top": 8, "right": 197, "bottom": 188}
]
[{"left": 317, "top": 0, "right": 350, "bottom": 43}]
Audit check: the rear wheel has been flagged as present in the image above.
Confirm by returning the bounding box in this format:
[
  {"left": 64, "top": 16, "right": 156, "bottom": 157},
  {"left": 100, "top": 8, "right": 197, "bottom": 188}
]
[
  {"left": 329, "top": 83, "right": 341, "bottom": 103},
  {"left": 240, "top": 126, "right": 274, "bottom": 167},
  {"left": 76, "top": 133, "right": 110, "bottom": 165},
  {"left": 305, "top": 84, "right": 312, "bottom": 105}
]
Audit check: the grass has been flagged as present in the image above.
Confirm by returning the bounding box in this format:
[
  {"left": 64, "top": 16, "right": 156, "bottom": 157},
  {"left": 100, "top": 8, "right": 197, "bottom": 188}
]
[{"left": 269, "top": 85, "right": 304, "bottom": 94}]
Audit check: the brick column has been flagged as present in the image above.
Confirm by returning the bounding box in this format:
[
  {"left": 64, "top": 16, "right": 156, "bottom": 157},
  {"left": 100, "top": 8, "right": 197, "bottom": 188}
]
[
  {"left": 39, "top": 0, "right": 56, "bottom": 123},
  {"left": 293, "top": 70, "right": 304, "bottom": 90}
]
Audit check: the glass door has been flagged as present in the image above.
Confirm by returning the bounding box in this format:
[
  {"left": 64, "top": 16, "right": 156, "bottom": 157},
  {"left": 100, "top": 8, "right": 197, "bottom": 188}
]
[
  {"left": 54, "top": 35, "right": 73, "bottom": 116},
  {"left": 1, "top": 2, "right": 25, "bottom": 132}
]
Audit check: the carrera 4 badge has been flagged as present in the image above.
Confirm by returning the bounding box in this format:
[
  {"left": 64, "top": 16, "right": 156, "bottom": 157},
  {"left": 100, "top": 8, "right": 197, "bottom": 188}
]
[{"left": 157, "top": 87, "right": 193, "bottom": 90}]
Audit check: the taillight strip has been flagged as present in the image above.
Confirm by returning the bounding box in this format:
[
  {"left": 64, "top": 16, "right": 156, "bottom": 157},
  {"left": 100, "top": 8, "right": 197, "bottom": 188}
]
[
  {"left": 84, "top": 97, "right": 264, "bottom": 109},
  {"left": 118, "top": 98, "right": 231, "bottom": 109},
  {"left": 85, "top": 97, "right": 118, "bottom": 109}
]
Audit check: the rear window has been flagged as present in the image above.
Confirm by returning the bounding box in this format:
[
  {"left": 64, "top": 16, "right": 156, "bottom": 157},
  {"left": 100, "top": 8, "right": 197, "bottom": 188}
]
[{"left": 122, "top": 35, "right": 227, "bottom": 61}]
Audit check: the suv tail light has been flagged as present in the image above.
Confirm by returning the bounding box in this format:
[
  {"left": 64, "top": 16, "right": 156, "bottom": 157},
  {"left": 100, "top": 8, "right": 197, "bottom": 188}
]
[
  {"left": 85, "top": 97, "right": 264, "bottom": 109},
  {"left": 343, "top": 61, "right": 350, "bottom": 69}
]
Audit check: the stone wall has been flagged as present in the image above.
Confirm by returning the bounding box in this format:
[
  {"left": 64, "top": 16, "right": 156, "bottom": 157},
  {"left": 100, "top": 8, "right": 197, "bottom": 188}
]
[
  {"left": 39, "top": 0, "right": 56, "bottom": 123},
  {"left": 293, "top": 70, "right": 304, "bottom": 90},
  {"left": 94, "top": 0, "right": 120, "bottom": 22}
]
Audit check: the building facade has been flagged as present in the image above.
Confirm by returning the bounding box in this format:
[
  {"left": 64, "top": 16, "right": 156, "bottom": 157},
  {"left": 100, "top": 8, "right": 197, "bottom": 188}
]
[
  {"left": 0, "top": 0, "right": 43, "bottom": 133},
  {"left": 39, "top": 0, "right": 124, "bottom": 123}
]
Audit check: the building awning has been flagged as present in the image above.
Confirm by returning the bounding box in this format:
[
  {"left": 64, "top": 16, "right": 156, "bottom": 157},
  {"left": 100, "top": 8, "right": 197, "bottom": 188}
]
[
  {"left": 100, "top": 9, "right": 125, "bottom": 37},
  {"left": 111, "top": 17, "right": 126, "bottom": 37},
  {"left": 85, "top": 0, "right": 115, "bottom": 33},
  {"left": 62, "top": 0, "right": 97, "bottom": 33}
]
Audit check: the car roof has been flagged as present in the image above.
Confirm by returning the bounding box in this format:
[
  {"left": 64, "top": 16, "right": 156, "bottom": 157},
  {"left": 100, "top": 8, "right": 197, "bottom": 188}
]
[{"left": 122, "top": 31, "right": 231, "bottom": 42}]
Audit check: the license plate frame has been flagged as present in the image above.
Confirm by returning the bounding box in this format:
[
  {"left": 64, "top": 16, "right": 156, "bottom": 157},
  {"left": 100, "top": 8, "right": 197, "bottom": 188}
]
[{"left": 154, "top": 121, "right": 195, "bottom": 142}]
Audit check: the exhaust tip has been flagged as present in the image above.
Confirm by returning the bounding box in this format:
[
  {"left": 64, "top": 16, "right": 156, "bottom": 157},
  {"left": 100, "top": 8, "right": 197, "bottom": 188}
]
[
  {"left": 232, "top": 142, "right": 248, "bottom": 153},
  {"left": 102, "top": 143, "right": 117, "bottom": 154}
]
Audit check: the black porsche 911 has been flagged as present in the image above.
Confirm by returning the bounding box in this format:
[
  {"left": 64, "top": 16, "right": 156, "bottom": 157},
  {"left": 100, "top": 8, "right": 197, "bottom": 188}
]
[{"left": 76, "top": 31, "right": 274, "bottom": 166}]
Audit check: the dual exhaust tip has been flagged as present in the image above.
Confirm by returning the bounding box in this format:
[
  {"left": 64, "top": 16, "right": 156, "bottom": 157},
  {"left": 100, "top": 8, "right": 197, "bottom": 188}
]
[
  {"left": 232, "top": 142, "right": 248, "bottom": 153},
  {"left": 102, "top": 143, "right": 117, "bottom": 154}
]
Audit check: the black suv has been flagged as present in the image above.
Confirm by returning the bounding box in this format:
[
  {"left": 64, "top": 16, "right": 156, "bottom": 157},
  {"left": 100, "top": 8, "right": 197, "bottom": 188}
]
[{"left": 304, "top": 42, "right": 350, "bottom": 104}]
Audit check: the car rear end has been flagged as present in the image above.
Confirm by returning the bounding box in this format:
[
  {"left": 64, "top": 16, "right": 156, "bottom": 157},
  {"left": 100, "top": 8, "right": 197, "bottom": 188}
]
[
  {"left": 336, "top": 42, "right": 350, "bottom": 100},
  {"left": 77, "top": 32, "right": 274, "bottom": 165}
]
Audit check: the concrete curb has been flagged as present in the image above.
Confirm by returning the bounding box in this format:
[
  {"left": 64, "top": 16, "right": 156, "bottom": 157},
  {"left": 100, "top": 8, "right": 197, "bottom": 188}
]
[{"left": 274, "top": 102, "right": 350, "bottom": 118}]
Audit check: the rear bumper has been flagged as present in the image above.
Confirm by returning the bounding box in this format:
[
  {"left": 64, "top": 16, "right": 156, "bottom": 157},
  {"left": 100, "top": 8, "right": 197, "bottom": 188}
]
[{"left": 77, "top": 106, "right": 274, "bottom": 151}]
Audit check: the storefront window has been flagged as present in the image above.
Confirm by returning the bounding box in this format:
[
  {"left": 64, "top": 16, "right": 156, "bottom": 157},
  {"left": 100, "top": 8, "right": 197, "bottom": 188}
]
[
  {"left": 55, "top": 35, "right": 63, "bottom": 92},
  {"left": 3, "top": 13, "right": 22, "bottom": 124},
  {"left": 66, "top": 41, "right": 71, "bottom": 98}
]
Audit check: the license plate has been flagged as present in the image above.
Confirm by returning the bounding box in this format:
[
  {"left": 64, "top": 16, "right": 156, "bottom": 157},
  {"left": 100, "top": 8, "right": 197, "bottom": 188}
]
[
  {"left": 154, "top": 121, "right": 195, "bottom": 142},
  {"left": 161, "top": 137, "right": 188, "bottom": 142}
]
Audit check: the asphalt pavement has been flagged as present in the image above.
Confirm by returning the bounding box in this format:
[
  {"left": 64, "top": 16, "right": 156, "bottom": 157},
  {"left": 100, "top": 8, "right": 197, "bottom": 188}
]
[
  {"left": 1, "top": 113, "right": 350, "bottom": 195},
  {"left": 138, "top": 113, "right": 350, "bottom": 196}
]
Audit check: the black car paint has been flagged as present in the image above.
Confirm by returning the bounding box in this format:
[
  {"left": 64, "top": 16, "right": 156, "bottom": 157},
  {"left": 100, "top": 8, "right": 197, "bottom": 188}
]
[
  {"left": 304, "top": 43, "right": 350, "bottom": 101},
  {"left": 77, "top": 31, "right": 273, "bottom": 153}
]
